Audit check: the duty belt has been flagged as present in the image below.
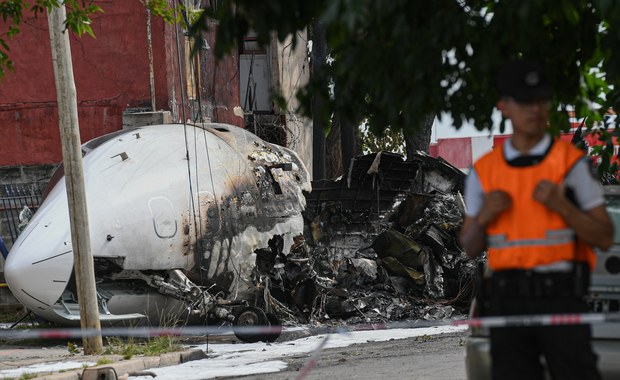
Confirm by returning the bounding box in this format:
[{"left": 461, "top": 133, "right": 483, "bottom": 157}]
[{"left": 491, "top": 269, "right": 580, "bottom": 298}]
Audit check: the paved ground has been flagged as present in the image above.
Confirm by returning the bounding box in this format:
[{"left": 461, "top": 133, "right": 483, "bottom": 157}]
[
  {"left": 0, "top": 341, "right": 208, "bottom": 380},
  {"left": 0, "top": 330, "right": 468, "bottom": 380},
  {"left": 222, "top": 331, "right": 468, "bottom": 380},
  {"left": 4, "top": 325, "right": 619, "bottom": 380}
]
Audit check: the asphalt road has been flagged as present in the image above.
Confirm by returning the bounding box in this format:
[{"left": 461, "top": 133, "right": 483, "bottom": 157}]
[
  {"left": 5, "top": 326, "right": 619, "bottom": 380},
  {"left": 223, "top": 331, "right": 468, "bottom": 380}
]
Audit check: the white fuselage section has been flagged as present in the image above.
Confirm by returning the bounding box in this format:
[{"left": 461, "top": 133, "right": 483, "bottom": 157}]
[{"left": 4, "top": 123, "right": 311, "bottom": 324}]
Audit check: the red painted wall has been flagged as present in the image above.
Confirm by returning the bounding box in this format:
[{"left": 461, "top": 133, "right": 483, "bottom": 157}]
[
  {"left": 435, "top": 137, "right": 473, "bottom": 169},
  {"left": 429, "top": 144, "right": 438, "bottom": 158},
  {"left": 0, "top": 2, "right": 172, "bottom": 166},
  {"left": 431, "top": 129, "right": 620, "bottom": 178},
  {"left": 201, "top": 18, "right": 243, "bottom": 127},
  {"left": 0, "top": 2, "right": 242, "bottom": 167}
]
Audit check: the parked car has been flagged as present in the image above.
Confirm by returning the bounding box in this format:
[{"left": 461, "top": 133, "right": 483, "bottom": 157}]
[{"left": 465, "top": 185, "right": 620, "bottom": 380}]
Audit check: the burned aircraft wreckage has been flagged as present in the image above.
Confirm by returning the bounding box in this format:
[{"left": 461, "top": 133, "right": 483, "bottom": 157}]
[
  {"left": 260, "top": 151, "right": 477, "bottom": 326},
  {"left": 5, "top": 124, "right": 477, "bottom": 342}
]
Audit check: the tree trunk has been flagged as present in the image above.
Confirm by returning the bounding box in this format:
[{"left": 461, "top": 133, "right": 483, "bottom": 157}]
[
  {"left": 404, "top": 113, "right": 435, "bottom": 160},
  {"left": 311, "top": 21, "right": 327, "bottom": 180},
  {"left": 339, "top": 113, "right": 357, "bottom": 172},
  {"left": 326, "top": 117, "right": 343, "bottom": 179}
]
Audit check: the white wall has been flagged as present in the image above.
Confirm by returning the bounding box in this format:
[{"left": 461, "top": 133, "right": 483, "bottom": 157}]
[{"left": 432, "top": 110, "right": 511, "bottom": 143}]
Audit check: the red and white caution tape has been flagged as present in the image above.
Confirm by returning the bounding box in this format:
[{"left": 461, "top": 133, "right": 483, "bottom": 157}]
[
  {"left": 452, "top": 312, "right": 620, "bottom": 328},
  {"left": 0, "top": 320, "right": 445, "bottom": 340},
  {"left": 296, "top": 334, "right": 331, "bottom": 380},
  {"left": 0, "top": 325, "right": 277, "bottom": 340},
  {"left": 1, "top": 312, "right": 620, "bottom": 341}
]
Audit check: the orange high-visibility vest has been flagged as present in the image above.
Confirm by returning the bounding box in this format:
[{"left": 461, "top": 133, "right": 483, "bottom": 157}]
[{"left": 474, "top": 139, "right": 595, "bottom": 271}]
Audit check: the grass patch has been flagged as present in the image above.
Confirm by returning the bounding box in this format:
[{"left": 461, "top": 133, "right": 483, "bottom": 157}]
[
  {"left": 0, "top": 308, "right": 30, "bottom": 324},
  {"left": 2, "top": 310, "right": 183, "bottom": 360},
  {"left": 19, "top": 374, "right": 38, "bottom": 379},
  {"left": 0, "top": 312, "right": 19, "bottom": 324},
  {"left": 67, "top": 341, "right": 80, "bottom": 355},
  {"left": 95, "top": 357, "right": 113, "bottom": 366},
  {"left": 4, "top": 373, "right": 39, "bottom": 380},
  {"left": 103, "top": 336, "right": 181, "bottom": 360}
]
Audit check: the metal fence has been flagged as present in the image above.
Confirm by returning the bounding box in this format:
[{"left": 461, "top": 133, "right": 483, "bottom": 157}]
[{"left": 0, "top": 183, "right": 47, "bottom": 246}]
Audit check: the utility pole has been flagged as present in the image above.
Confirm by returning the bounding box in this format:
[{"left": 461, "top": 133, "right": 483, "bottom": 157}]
[{"left": 47, "top": 5, "right": 102, "bottom": 354}]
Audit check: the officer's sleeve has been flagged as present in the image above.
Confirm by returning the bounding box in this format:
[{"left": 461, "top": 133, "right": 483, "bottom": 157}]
[
  {"left": 464, "top": 167, "right": 485, "bottom": 217},
  {"left": 564, "top": 157, "right": 605, "bottom": 211}
]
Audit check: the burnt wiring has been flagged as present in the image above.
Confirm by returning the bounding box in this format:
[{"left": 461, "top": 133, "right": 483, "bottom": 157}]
[{"left": 172, "top": 0, "right": 223, "bottom": 289}]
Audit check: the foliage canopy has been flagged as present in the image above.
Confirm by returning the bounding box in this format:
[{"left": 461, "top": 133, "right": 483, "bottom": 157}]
[{"left": 190, "top": 0, "right": 620, "bottom": 174}]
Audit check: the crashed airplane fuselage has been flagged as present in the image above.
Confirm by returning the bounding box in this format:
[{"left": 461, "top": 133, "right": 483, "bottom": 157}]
[{"left": 4, "top": 123, "right": 310, "bottom": 331}]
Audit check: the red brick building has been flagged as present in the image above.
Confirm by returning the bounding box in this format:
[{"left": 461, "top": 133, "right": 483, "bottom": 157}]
[{"left": 0, "top": 2, "right": 242, "bottom": 168}]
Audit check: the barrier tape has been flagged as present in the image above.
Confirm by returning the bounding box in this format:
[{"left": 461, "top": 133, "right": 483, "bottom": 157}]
[
  {"left": 452, "top": 312, "right": 620, "bottom": 328},
  {"left": 296, "top": 334, "right": 331, "bottom": 380},
  {"left": 0, "top": 320, "right": 455, "bottom": 340},
  {"left": 1, "top": 312, "right": 620, "bottom": 340},
  {"left": 0, "top": 325, "right": 271, "bottom": 340}
]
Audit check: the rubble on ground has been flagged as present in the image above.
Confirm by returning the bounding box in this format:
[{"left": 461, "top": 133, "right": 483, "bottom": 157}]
[{"left": 252, "top": 151, "right": 481, "bottom": 326}]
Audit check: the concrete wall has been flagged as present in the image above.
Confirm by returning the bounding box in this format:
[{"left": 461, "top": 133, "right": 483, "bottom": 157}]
[
  {"left": 122, "top": 111, "right": 173, "bottom": 129},
  {"left": 273, "top": 30, "right": 313, "bottom": 174}
]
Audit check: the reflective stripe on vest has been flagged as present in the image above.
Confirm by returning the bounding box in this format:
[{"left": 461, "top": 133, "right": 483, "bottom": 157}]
[{"left": 488, "top": 228, "right": 575, "bottom": 249}]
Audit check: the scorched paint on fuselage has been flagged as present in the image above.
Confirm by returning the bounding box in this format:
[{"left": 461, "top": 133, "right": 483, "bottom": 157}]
[{"left": 4, "top": 123, "right": 310, "bottom": 326}]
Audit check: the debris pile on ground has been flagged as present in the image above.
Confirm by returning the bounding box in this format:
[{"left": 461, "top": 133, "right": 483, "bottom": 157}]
[{"left": 253, "top": 152, "right": 481, "bottom": 326}]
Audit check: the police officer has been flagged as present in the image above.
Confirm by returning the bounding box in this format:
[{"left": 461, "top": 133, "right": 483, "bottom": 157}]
[{"left": 459, "top": 59, "right": 614, "bottom": 380}]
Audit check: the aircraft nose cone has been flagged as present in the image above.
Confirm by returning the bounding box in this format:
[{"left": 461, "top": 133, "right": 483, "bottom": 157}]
[{"left": 4, "top": 217, "right": 74, "bottom": 313}]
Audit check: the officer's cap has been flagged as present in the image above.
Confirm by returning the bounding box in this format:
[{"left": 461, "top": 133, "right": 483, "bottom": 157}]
[{"left": 497, "top": 59, "right": 551, "bottom": 103}]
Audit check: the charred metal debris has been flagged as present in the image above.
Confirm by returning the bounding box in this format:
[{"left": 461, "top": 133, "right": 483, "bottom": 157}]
[{"left": 251, "top": 151, "right": 480, "bottom": 326}]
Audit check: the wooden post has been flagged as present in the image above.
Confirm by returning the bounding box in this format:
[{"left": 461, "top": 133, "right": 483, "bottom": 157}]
[{"left": 47, "top": 5, "right": 103, "bottom": 354}]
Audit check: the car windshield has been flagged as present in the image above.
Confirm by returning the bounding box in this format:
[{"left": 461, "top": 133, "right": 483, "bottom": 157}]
[{"left": 605, "top": 195, "right": 620, "bottom": 244}]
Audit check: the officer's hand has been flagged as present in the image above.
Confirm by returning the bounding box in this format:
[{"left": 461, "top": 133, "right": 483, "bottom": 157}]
[
  {"left": 477, "top": 190, "right": 512, "bottom": 226},
  {"left": 533, "top": 180, "right": 565, "bottom": 212}
]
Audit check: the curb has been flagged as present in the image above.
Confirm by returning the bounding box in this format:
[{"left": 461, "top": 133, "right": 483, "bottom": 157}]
[{"left": 33, "top": 348, "right": 208, "bottom": 380}]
